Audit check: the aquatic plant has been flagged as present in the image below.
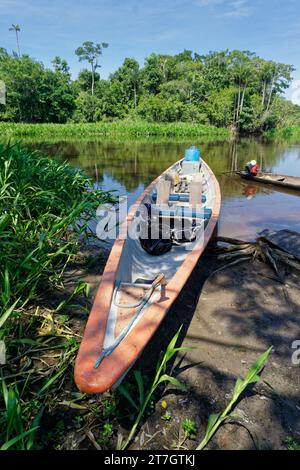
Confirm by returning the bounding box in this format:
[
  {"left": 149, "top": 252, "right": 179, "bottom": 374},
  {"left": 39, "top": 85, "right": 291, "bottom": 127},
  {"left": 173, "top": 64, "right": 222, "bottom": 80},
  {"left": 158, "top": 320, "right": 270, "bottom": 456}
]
[
  {"left": 264, "top": 125, "right": 300, "bottom": 142},
  {"left": 0, "top": 121, "right": 229, "bottom": 139}
]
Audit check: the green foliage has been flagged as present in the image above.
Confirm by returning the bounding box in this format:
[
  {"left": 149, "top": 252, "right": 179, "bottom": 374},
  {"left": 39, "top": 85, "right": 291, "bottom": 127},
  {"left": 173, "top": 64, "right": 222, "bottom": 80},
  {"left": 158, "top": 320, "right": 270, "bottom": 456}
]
[
  {"left": 0, "top": 46, "right": 296, "bottom": 131},
  {"left": 136, "top": 95, "right": 183, "bottom": 122},
  {"left": 0, "top": 142, "right": 112, "bottom": 329},
  {"left": 264, "top": 124, "right": 300, "bottom": 142},
  {"left": 109, "top": 58, "right": 140, "bottom": 111},
  {"left": 101, "top": 423, "right": 114, "bottom": 439},
  {"left": 206, "top": 88, "right": 235, "bottom": 127},
  {"left": 283, "top": 436, "right": 300, "bottom": 451},
  {"left": 75, "top": 70, "right": 101, "bottom": 93},
  {"left": 75, "top": 41, "right": 108, "bottom": 95},
  {"left": 1, "top": 379, "right": 42, "bottom": 450},
  {"left": 161, "top": 411, "right": 172, "bottom": 421},
  {"left": 0, "top": 144, "right": 116, "bottom": 451},
  {"left": 0, "top": 121, "right": 229, "bottom": 138},
  {"left": 197, "top": 346, "right": 273, "bottom": 450},
  {"left": 182, "top": 419, "right": 197, "bottom": 439},
  {"left": 117, "top": 325, "right": 190, "bottom": 449},
  {"left": 73, "top": 91, "right": 102, "bottom": 122},
  {"left": 0, "top": 53, "right": 75, "bottom": 123}
]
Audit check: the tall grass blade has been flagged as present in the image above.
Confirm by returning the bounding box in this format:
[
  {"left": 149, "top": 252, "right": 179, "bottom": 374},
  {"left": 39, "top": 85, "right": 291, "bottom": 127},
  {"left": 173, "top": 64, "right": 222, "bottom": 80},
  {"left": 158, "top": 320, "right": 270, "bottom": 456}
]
[{"left": 196, "top": 346, "right": 273, "bottom": 450}]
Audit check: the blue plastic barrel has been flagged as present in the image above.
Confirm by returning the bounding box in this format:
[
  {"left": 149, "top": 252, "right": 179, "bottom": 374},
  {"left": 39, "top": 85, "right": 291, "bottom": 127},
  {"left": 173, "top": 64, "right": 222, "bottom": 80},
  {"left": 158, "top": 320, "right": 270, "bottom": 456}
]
[{"left": 184, "top": 146, "right": 200, "bottom": 161}]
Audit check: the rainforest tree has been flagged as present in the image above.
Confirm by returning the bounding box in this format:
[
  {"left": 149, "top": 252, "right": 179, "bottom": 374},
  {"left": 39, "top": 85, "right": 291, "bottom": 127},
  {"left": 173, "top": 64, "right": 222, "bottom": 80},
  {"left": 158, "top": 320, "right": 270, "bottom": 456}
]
[
  {"left": 0, "top": 46, "right": 298, "bottom": 131},
  {"left": 75, "top": 41, "right": 109, "bottom": 95}
]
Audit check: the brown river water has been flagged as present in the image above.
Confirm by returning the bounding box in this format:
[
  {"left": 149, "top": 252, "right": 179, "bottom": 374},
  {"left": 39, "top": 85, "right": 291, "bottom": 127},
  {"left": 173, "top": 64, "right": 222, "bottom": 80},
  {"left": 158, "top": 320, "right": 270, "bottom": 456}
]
[{"left": 30, "top": 138, "right": 300, "bottom": 242}]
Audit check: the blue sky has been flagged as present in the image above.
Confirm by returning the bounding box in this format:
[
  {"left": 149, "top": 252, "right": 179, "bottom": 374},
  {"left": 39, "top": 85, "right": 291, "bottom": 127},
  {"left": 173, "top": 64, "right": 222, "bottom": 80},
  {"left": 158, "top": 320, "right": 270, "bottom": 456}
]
[{"left": 1, "top": 0, "right": 300, "bottom": 102}]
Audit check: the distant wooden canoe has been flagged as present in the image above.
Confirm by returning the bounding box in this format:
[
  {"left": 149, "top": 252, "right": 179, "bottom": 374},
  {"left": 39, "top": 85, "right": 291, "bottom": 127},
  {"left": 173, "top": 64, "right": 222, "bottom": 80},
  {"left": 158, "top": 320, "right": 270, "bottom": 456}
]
[
  {"left": 238, "top": 171, "right": 300, "bottom": 191},
  {"left": 74, "top": 158, "right": 221, "bottom": 394}
]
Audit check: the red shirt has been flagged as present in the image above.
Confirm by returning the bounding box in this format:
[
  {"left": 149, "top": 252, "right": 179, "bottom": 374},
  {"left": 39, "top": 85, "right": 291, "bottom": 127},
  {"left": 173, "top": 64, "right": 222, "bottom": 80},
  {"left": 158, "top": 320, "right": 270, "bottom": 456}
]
[{"left": 250, "top": 164, "right": 259, "bottom": 176}]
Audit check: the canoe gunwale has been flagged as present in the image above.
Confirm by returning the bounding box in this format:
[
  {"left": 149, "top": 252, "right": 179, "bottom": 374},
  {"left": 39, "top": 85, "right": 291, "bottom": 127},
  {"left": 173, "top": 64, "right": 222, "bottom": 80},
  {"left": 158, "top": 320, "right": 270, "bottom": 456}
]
[
  {"left": 238, "top": 171, "right": 300, "bottom": 191},
  {"left": 74, "top": 159, "right": 221, "bottom": 394}
]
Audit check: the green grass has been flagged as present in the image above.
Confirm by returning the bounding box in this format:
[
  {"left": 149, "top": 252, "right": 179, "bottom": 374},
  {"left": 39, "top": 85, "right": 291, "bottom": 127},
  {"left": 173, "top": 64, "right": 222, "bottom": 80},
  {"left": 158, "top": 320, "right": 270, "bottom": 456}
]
[
  {"left": 283, "top": 436, "right": 300, "bottom": 451},
  {"left": 264, "top": 126, "right": 300, "bottom": 142},
  {"left": 0, "top": 141, "right": 114, "bottom": 449},
  {"left": 0, "top": 121, "right": 230, "bottom": 139},
  {"left": 0, "top": 142, "right": 112, "bottom": 324},
  {"left": 117, "top": 325, "right": 190, "bottom": 450},
  {"left": 197, "top": 346, "right": 273, "bottom": 450}
]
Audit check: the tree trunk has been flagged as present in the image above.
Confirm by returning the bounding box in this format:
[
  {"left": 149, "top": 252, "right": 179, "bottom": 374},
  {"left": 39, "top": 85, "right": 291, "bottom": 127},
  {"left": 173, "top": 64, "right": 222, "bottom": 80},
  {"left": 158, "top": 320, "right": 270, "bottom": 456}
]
[
  {"left": 91, "top": 63, "right": 95, "bottom": 96},
  {"left": 262, "top": 80, "right": 266, "bottom": 107},
  {"left": 266, "top": 76, "right": 275, "bottom": 111},
  {"left": 235, "top": 84, "right": 241, "bottom": 123},
  {"left": 239, "top": 86, "right": 247, "bottom": 119},
  {"left": 133, "top": 84, "right": 137, "bottom": 108},
  {"left": 16, "top": 31, "right": 20, "bottom": 57}
]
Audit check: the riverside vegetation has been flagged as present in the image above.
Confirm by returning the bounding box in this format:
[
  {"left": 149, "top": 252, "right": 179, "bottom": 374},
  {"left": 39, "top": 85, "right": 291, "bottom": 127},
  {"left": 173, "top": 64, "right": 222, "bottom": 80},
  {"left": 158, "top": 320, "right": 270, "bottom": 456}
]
[
  {"left": 1, "top": 32, "right": 299, "bottom": 450},
  {"left": 0, "top": 45, "right": 300, "bottom": 134},
  {"left": 0, "top": 122, "right": 229, "bottom": 139},
  {"left": 0, "top": 142, "right": 114, "bottom": 449},
  {"left": 0, "top": 141, "right": 276, "bottom": 450}
]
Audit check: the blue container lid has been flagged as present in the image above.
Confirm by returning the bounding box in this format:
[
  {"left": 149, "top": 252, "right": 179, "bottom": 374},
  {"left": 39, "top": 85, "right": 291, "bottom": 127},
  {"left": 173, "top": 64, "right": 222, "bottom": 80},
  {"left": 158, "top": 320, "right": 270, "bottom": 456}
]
[{"left": 184, "top": 146, "right": 200, "bottom": 161}]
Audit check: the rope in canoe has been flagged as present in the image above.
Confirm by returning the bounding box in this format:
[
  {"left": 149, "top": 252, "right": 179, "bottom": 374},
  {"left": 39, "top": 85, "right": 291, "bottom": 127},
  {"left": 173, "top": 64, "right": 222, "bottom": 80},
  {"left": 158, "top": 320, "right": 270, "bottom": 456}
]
[{"left": 94, "top": 273, "right": 166, "bottom": 368}]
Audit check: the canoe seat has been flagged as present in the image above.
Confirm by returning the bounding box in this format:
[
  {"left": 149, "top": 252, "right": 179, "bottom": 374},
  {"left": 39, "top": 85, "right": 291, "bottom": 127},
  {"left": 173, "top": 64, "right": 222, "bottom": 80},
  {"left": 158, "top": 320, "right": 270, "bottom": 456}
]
[
  {"left": 156, "top": 179, "right": 171, "bottom": 205},
  {"left": 176, "top": 207, "right": 212, "bottom": 220},
  {"left": 152, "top": 192, "right": 206, "bottom": 204},
  {"left": 152, "top": 205, "right": 212, "bottom": 220}
]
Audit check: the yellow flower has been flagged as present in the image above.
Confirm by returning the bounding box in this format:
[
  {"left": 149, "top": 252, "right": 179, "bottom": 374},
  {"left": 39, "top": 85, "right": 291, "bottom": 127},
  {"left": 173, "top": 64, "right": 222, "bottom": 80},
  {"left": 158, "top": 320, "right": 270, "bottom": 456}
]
[{"left": 161, "top": 400, "right": 168, "bottom": 409}]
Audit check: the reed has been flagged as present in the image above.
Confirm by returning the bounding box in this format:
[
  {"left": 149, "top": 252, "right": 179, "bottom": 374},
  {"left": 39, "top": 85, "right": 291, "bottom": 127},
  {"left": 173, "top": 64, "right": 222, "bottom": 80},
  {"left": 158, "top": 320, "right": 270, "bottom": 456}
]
[
  {"left": 264, "top": 126, "right": 300, "bottom": 142},
  {"left": 0, "top": 141, "right": 112, "bottom": 327},
  {"left": 0, "top": 142, "right": 114, "bottom": 449},
  {"left": 0, "top": 121, "right": 229, "bottom": 139}
]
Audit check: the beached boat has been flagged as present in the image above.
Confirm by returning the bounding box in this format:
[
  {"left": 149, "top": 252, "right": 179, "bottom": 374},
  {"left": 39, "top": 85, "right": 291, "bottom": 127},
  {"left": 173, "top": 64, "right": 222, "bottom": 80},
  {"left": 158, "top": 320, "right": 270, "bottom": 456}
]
[
  {"left": 74, "top": 156, "right": 221, "bottom": 393},
  {"left": 238, "top": 171, "right": 300, "bottom": 191}
]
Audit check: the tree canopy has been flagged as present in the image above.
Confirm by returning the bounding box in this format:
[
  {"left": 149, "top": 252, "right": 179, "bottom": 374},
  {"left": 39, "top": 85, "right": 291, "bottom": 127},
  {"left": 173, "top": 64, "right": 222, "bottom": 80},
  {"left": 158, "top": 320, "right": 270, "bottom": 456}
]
[{"left": 0, "top": 47, "right": 299, "bottom": 132}]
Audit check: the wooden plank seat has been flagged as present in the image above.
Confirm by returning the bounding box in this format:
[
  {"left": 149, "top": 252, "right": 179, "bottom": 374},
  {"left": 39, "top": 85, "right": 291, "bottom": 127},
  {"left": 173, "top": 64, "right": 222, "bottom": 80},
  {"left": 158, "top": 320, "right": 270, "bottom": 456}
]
[
  {"left": 151, "top": 192, "right": 207, "bottom": 204},
  {"left": 151, "top": 205, "right": 212, "bottom": 220}
]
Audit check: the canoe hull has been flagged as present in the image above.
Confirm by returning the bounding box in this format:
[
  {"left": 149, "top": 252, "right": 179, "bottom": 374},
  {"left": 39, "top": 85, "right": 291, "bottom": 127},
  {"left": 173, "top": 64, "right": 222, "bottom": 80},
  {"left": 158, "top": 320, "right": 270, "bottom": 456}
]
[
  {"left": 239, "top": 171, "right": 300, "bottom": 191},
  {"left": 74, "top": 159, "right": 221, "bottom": 394}
]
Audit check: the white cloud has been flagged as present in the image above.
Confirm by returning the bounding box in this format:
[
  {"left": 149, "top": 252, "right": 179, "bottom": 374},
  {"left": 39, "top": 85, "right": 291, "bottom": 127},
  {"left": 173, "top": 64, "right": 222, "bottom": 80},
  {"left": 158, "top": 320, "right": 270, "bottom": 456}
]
[
  {"left": 196, "top": 0, "right": 253, "bottom": 17},
  {"left": 291, "top": 79, "right": 300, "bottom": 105},
  {"left": 196, "top": 0, "right": 226, "bottom": 5}
]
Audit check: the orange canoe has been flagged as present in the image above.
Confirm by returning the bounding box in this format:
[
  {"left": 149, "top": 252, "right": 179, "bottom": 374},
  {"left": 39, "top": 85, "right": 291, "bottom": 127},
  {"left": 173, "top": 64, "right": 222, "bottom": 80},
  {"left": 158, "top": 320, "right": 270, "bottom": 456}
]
[{"left": 74, "top": 158, "right": 221, "bottom": 393}]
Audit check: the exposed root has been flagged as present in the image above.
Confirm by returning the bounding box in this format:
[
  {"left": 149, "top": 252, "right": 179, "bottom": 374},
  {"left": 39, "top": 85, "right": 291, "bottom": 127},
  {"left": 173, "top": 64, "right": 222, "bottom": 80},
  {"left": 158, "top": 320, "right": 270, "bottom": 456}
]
[{"left": 211, "top": 235, "right": 300, "bottom": 283}]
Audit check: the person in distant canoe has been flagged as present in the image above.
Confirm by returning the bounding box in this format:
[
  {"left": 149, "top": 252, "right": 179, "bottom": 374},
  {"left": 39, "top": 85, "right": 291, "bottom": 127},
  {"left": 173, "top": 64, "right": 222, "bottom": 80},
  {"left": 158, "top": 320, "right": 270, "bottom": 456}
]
[{"left": 245, "top": 160, "right": 260, "bottom": 176}]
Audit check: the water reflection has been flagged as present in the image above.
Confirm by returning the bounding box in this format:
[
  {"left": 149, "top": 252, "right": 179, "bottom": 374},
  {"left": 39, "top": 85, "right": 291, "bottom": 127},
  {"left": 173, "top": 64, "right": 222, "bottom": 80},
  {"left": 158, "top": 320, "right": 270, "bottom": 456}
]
[{"left": 29, "top": 138, "right": 300, "bottom": 240}]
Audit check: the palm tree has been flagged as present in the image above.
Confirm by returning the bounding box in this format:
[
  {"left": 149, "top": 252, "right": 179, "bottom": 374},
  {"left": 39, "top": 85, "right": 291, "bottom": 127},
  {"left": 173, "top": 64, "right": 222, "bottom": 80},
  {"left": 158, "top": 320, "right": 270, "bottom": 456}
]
[{"left": 9, "top": 24, "right": 21, "bottom": 57}]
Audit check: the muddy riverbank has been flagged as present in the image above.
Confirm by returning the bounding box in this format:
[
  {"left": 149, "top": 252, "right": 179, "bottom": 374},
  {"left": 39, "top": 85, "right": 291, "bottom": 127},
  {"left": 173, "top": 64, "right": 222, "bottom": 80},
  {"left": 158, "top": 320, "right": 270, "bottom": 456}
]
[
  {"left": 130, "top": 249, "right": 300, "bottom": 450},
  {"left": 58, "top": 242, "right": 300, "bottom": 450}
]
